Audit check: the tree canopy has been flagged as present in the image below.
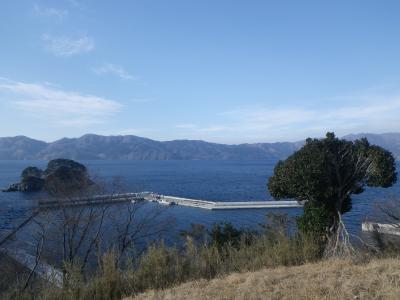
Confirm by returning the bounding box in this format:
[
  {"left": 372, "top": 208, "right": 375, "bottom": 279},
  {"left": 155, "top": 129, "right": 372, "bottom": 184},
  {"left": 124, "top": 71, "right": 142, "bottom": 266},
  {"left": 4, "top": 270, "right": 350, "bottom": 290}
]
[{"left": 268, "top": 132, "right": 397, "bottom": 252}]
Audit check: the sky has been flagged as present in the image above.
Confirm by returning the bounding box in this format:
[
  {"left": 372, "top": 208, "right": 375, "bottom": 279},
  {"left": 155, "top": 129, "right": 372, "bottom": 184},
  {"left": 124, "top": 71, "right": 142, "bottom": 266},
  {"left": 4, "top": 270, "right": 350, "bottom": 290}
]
[{"left": 1, "top": 0, "right": 400, "bottom": 144}]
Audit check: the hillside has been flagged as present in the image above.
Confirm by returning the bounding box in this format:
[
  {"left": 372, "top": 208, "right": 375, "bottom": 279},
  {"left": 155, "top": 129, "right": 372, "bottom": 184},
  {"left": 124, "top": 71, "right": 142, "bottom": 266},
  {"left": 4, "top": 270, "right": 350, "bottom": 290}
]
[
  {"left": 0, "top": 134, "right": 302, "bottom": 160},
  {"left": 344, "top": 132, "right": 400, "bottom": 159},
  {"left": 0, "top": 136, "right": 47, "bottom": 160},
  {"left": 130, "top": 258, "right": 400, "bottom": 300},
  {"left": 0, "top": 133, "right": 399, "bottom": 160}
]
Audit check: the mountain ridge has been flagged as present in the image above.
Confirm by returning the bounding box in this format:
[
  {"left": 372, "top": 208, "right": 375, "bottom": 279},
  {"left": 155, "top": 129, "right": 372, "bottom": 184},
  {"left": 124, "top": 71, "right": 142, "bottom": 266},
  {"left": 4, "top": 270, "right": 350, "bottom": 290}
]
[{"left": 0, "top": 133, "right": 399, "bottom": 160}]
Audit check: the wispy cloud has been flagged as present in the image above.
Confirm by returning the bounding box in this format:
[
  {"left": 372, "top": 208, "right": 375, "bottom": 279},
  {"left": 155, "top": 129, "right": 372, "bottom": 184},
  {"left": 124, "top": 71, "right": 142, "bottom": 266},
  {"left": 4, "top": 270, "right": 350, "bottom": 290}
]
[
  {"left": 33, "top": 4, "right": 68, "bottom": 21},
  {"left": 67, "top": 0, "right": 85, "bottom": 9},
  {"left": 173, "top": 97, "right": 400, "bottom": 143},
  {"left": 93, "top": 63, "right": 139, "bottom": 80},
  {"left": 227, "top": 100, "right": 400, "bottom": 133},
  {"left": 0, "top": 78, "right": 121, "bottom": 126},
  {"left": 175, "top": 124, "right": 197, "bottom": 129},
  {"left": 42, "top": 34, "right": 94, "bottom": 57},
  {"left": 198, "top": 126, "right": 234, "bottom": 132},
  {"left": 115, "top": 128, "right": 158, "bottom": 136}
]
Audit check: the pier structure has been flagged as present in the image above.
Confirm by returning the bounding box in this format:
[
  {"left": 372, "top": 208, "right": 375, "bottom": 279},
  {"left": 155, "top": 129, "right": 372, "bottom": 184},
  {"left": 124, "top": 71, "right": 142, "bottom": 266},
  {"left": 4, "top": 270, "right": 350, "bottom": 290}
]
[
  {"left": 1, "top": 192, "right": 301, "bottom": 257},
  {"left": 35, "top": 192, "right": 304, "bottom": 210},
  {"left": 0, "top": 246, "right": 63, "bottom": 287},
  {"left": 38, "top": 193, "right": 144, "bottom": 209},
  {"left": 362, "top": 222, "right": 400, "bottom": 236},
  {"left": 142, "top": 193, "right": 304, "bottom": 210},
  {"left": 1, "top": 192, "right": 303, "bottom": 286}
]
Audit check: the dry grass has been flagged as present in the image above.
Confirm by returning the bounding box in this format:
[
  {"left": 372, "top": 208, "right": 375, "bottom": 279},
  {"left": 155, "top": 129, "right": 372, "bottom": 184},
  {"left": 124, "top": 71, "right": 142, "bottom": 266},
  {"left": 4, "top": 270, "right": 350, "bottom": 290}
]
[
  {"left": 0, "top": 252, "right": 32, "bottom": 292},
  {"left": 130, "top": 258, "right": 400, "bottom": 300},
  {"left": 7, "top": 224, "right": 397, "bottom": 300},
  {"left": 1, "top": 233, "right": 322, "bottom": 299}
]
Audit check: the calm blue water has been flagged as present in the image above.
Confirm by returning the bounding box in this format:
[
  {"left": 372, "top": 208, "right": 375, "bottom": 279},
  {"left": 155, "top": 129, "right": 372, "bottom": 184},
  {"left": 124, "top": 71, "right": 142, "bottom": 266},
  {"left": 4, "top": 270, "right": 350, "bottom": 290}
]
[{"left": 1, "top": 160, "right": 399, "bottom": 241}]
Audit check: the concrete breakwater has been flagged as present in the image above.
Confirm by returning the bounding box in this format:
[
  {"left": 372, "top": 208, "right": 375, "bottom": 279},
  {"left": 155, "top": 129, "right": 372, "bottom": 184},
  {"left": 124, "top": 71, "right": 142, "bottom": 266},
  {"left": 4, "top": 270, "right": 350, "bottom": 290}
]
[
  {"left": 0, "top": 192, "right": 301, "bottom": 287},
  {"left": 0, "top": 246, "right": 63, "bottom": 287},
  {"left": 38, "top": 193, "right": 144, "bottom": 209},
  {"left": 143, "top": 193, "right": 304, "bottom": 210},
  {"left": 1, "top": 192, "right": 301, "bottom": 255},
  {"left": 36, "top": 192, "right": 304, "bottom": 210},
  {"left": 362, "top": 222, "right": 400, "bottom": 236}
]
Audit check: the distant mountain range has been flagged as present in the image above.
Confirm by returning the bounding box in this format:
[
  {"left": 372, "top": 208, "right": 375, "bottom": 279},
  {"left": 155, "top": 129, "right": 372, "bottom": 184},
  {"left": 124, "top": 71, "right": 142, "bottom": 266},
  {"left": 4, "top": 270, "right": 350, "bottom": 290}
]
[{"left": 0, "top": 133, "right": 399, "bottom": 161}]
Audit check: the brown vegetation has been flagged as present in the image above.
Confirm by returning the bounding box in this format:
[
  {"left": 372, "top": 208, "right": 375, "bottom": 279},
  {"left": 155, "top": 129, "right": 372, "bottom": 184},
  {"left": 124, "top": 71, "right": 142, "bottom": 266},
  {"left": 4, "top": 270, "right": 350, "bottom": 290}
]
[
  {"left": 2, "top": 205, "right": 400, "bottom": 300},
  {"left": 3, "top": 222, "right": 400, "bottom": 300},
  {"left": 131, "top": 258, "right": 400, "bottom": 300},
  {"left": 1, "top": 231, "right": 321, "bottom": 299}
]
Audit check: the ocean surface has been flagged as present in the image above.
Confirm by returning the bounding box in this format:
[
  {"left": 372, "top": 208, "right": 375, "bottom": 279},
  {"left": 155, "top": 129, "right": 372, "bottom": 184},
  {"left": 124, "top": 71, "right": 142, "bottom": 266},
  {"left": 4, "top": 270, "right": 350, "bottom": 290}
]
[{"left": 1, "top": 160, "right": 399, "bottom": 243}]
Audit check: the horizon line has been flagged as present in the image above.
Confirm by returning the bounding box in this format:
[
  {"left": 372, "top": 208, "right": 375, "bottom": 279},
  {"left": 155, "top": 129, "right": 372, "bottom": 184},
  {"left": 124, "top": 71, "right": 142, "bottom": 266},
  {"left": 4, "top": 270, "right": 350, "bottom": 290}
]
[{"left": 1, "top": 131, "right": 398, "bottom": 146}]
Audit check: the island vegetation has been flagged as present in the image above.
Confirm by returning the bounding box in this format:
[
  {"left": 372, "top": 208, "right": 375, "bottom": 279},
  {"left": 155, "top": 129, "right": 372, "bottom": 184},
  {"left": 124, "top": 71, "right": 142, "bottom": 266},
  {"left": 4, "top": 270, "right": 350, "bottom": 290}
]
[{"left": 2, "top": 158, "right": 93, "bottom": 193}]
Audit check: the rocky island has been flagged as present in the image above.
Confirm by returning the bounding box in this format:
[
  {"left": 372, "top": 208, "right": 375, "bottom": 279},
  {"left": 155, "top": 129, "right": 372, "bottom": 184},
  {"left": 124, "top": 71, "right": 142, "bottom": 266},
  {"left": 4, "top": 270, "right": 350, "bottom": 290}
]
[{"left": 2, "top": 159, "right": 93, "bottom": 193}]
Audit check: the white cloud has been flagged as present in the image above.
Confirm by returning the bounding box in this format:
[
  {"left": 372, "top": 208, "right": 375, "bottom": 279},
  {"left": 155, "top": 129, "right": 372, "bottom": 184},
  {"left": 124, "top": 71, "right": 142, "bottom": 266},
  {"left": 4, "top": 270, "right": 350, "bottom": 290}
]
[
  {"left": 220, "top": 107, "right": 315, "bottom": 131},
  {"left": 177, "top": 97, "right": 400, "bottom": 143},
  {"left": 0, "top": 78, "right": 121, "bottom": 126},
  {"left": 93, "top": 63, "right": 139, "bottom": 80},
  {"left": 33, "top": 4, "right": 68, "bottom": 20},
  {"left": 42, "top": 34, "right": 94, "bottom": 57}
]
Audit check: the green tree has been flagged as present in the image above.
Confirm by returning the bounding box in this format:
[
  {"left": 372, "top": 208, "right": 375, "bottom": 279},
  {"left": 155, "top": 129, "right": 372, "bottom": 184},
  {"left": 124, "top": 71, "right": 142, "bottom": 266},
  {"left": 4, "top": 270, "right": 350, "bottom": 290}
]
[
  {"left": 297, "top": 202, "right": 331, "bottom": 239},
  {"left": 208, "top": 222, "right": 251, "bottom": 250},
  {"left": 268, "top": 132, "right": 397, "bottom": 254},
  {"left": 180, "top": 223, "right": 208, "bottom": 245}
]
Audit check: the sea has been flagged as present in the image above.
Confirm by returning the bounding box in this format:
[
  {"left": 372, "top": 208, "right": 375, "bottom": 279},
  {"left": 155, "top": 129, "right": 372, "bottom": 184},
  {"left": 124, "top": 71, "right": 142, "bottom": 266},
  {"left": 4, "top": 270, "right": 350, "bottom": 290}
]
[{"left": 1, "top": 159, "right": 399, "bottom": 247}]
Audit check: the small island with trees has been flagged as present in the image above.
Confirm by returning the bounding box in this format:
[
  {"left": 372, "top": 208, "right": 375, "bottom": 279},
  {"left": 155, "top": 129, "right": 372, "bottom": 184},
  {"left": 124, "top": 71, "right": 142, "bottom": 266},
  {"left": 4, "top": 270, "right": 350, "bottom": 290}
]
[{"left": 2, "top": 158, "right": 93, "bottom": 193}]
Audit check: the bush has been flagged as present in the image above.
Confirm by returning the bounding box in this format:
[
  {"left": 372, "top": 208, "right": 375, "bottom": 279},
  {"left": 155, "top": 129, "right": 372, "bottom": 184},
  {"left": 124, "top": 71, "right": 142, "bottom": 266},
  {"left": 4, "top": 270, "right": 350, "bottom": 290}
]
[
  {"left": 209, "top": 222, "right": 247, "bottom": 250},
  {"left": 2, "top": 220, "right": 323, "bottom": 300}
]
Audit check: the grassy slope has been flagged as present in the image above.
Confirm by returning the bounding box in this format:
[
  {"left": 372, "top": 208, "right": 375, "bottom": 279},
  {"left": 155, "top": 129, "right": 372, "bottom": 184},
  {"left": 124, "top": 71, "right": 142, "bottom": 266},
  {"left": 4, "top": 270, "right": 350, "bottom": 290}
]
[
  {"left": 129, "top": 258, "right": 400, "bottom": 300},
  {"left": 0, "top": 252, "right": 31, "bottom": 292}
]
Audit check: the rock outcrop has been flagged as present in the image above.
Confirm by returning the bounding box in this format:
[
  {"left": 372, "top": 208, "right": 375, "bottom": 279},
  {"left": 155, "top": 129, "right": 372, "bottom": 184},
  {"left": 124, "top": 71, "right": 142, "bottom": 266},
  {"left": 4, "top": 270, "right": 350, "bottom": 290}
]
[{"left": 2, "top": 159, "right": 92, "bottom": 193}]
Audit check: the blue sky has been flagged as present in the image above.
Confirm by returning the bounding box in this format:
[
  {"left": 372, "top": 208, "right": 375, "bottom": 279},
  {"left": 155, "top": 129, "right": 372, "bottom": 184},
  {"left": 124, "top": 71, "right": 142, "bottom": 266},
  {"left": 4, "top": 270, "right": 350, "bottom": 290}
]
[{"left": 1, "top": 0, "right": 400, "bottom": 143}]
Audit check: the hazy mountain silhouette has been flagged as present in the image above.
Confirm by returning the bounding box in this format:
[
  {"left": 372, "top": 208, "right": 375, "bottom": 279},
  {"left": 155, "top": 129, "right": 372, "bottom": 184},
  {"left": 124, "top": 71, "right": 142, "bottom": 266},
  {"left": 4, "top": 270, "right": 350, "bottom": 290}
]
[{"left": 0, "top": 133, "right": 399, "bottom": 160}]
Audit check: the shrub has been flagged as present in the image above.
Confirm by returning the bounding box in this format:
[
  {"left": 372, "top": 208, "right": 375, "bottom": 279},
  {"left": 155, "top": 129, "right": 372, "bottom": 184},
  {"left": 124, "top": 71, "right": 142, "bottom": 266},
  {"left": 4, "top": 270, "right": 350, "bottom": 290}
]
[{"left": 1, "top": 221, "right": 324, "bottom": 299}]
